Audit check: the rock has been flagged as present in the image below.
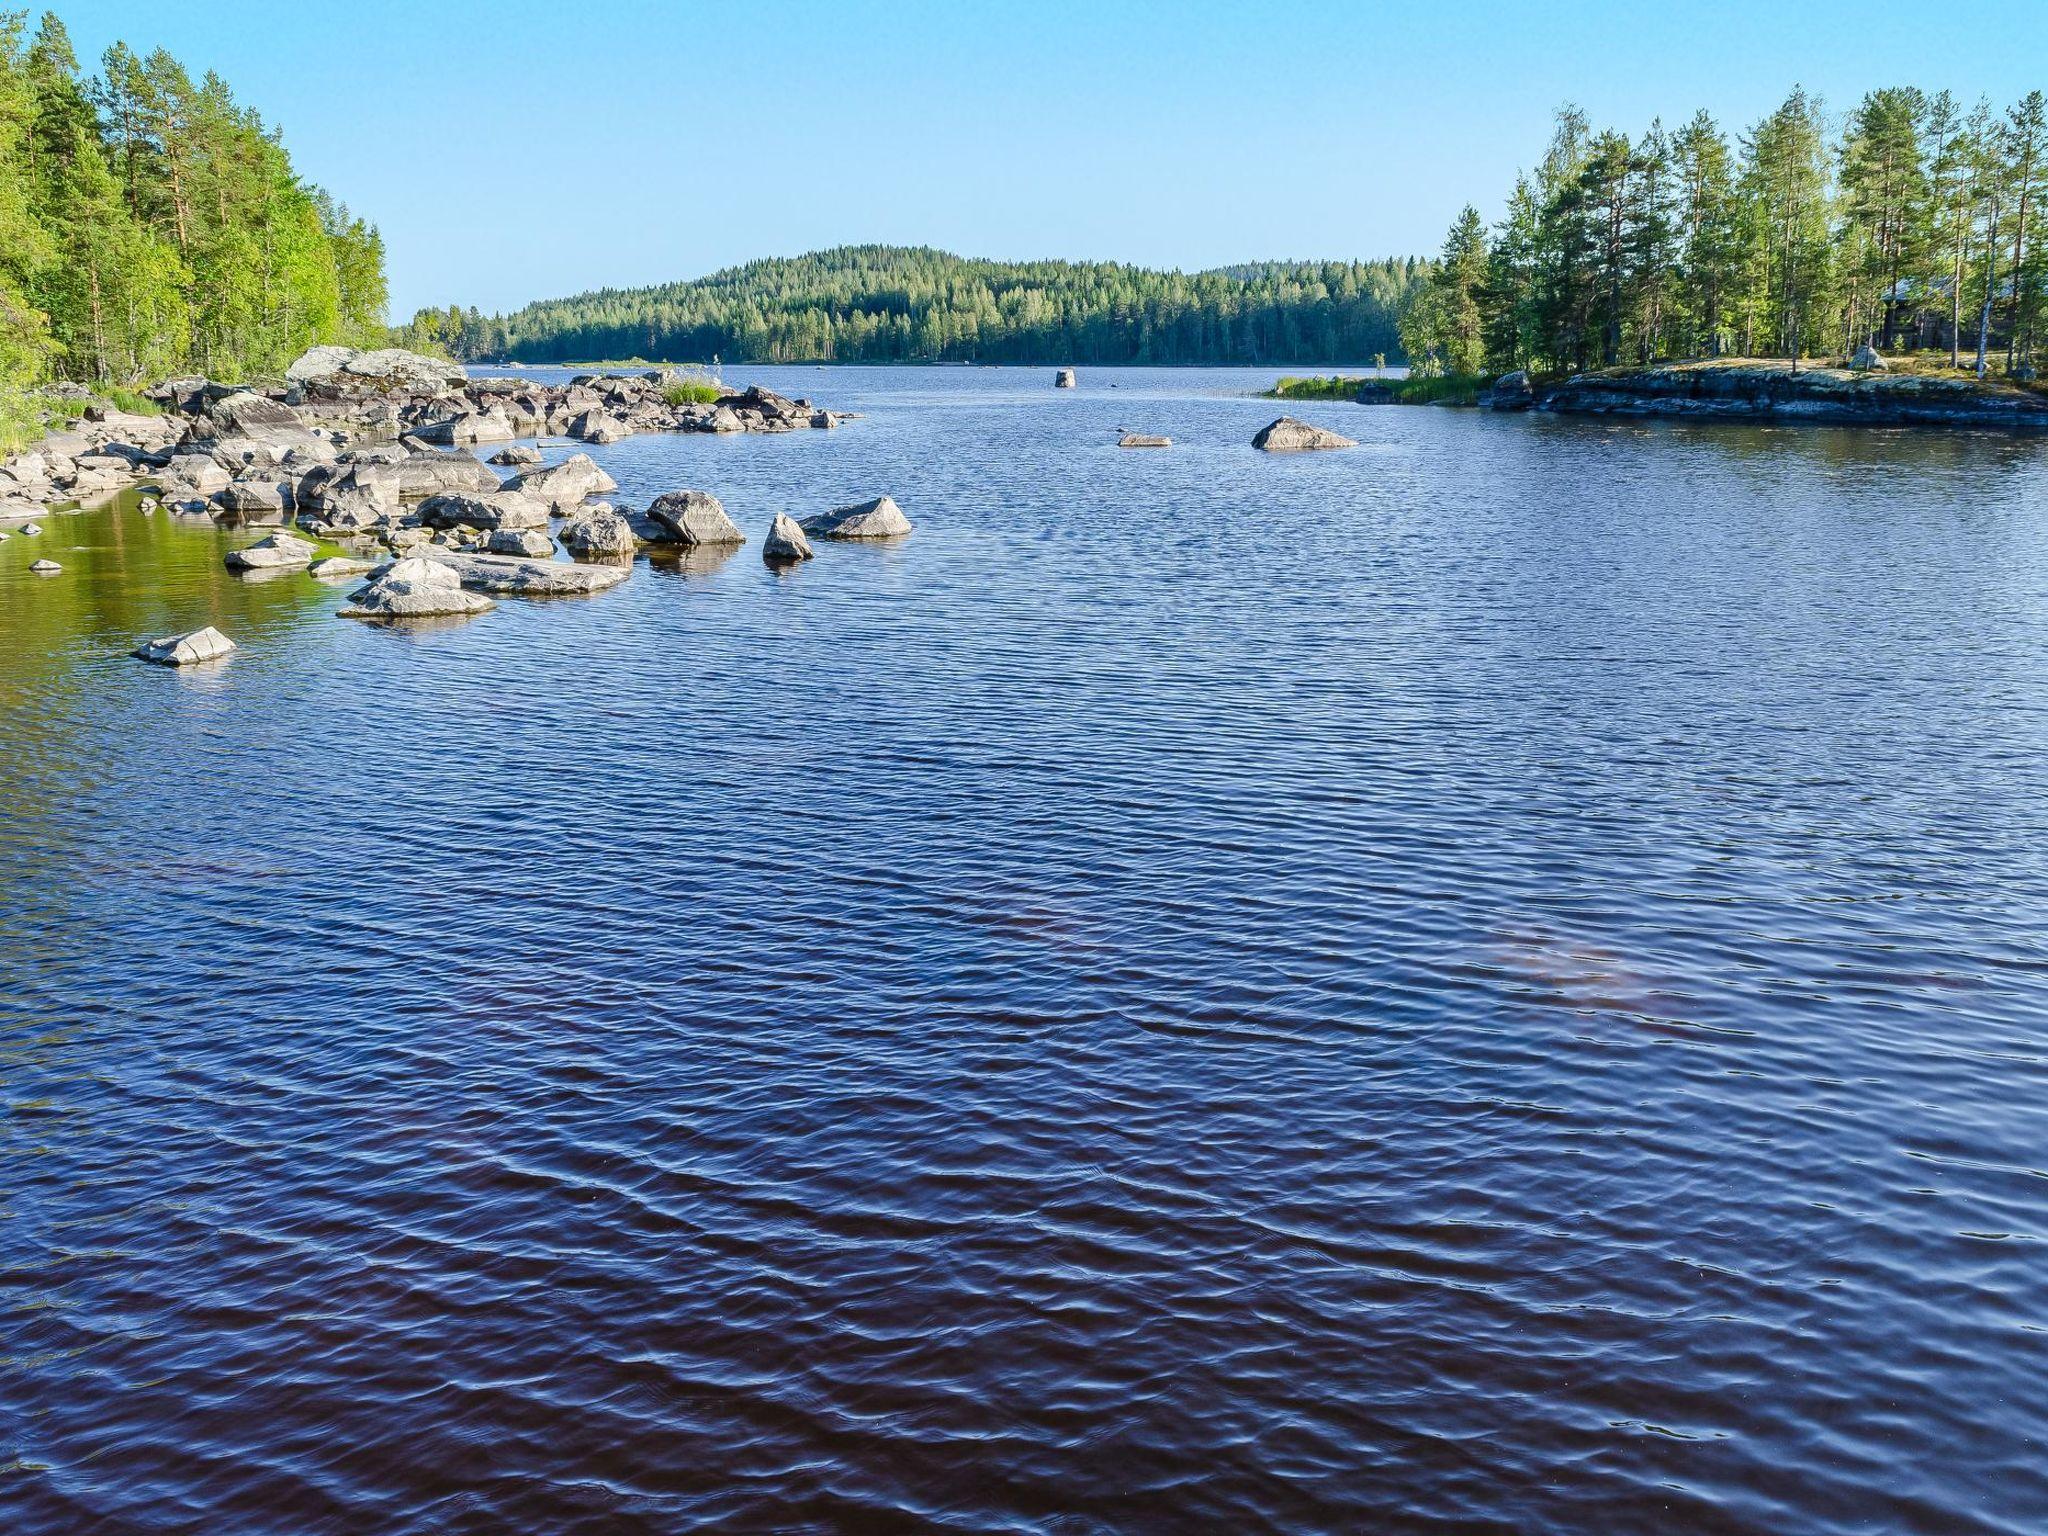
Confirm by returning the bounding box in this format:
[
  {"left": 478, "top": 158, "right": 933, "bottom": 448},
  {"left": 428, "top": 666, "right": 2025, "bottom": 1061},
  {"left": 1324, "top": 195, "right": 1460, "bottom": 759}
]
[
  {"left": 1055, "top": 368, "right": 1077, "bottom": 388},
  {"left": 133, "top": 626, "right": 236, "bottom": 666},
  {"left": 504, "top": 451, "right": 617, "bottom": 509},
  {"left": 340, "top": 555, "right": 496, "bottom": 619},
  {"left": 21, "top": 521, "right": 42, "bottom": 535},
  {"left": 486, "top": 527, "right": 555, "bottom": 558},
  {"left": 800, "top": 494, "right": 913, "bottom": 539},
  {"left": 1252, "top": 416, "right": 1357, "bottom": 451},
  {"left": 414, "top": 407, "right": 517, "bottom": 445},
  {"left": 205, "top": 390, "right": 306, "bottom": 436},
  {"left": 287, "top": 345, "right": 466, "bottom": 400},
  {"left": 427, "top": 551, "right": 631, "bottom": 597},
  {"left": 138, "top": 496, "right": 159, "bottom": 513},
  {"left": 225, "top": 531, "right": 318, "bottom": 571},
  {"left": 29, "top": 558, "right": 61, "bottom": 574},
  {"left": 417, "top": 488, "right": 551, "bottom": 531},
  {"left": 217, "top": 478, "right": 290, "bottom": 515},
  {"left": 309, "top": 556, "right": 376, "bottom": 580},
  {"left": 763, "top": 512, "right": 813, "bottom": 563},
  {"left": 1850, "top": 345, "right": 1889, "bottom": 372},
  {"left": 159, "top": 454, "right": 231, "bottom": 495},
  {"left": 489, "top": 444, "right": 544, "bottom": 466},
  {"left": 1489, "top": 370, "right": 1535, "bottom": 410},
  {"left": 1117, "top": 433, "right": 1171, "bottom": 447},
  {"left": 394, "top": 449, "right": 500, "bottom": 499},
  {"left": 569, "top": 411, "right": 631, "bottom": 444},
  {"left": 705, "top": 405, "right": 745, "bottom": 433},
  {"left": 647, "top": 489, "right": 745, "bottom": 545},
  {"left": 559, "top": 504, "right": 638, "bottom": 557}
]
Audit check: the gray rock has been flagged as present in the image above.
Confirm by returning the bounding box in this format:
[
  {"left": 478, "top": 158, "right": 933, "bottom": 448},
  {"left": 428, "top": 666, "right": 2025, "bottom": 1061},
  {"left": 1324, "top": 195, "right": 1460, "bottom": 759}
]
[
  {"left": 1850, "top": 345, "right": 1889, "bottom": 372},
  {"left": 488, "top": 444, "right": 544, "bottom": 466},
  {"left": 218, "top": 478, "right": 290, "bottom": 515},
  {"left": 1252, "top": 416, "right": 1357, "bottom": 451},
  {"left": 1117, "top": 433, "right": 1171, "bottom": 448},
  {"left": 504, "top": 451, "right": 618, "bottom": 509},
  {"left": 287, "top": 345, "right": 466, "bottom": 399},
  {"left": 205, "top": 390, "right": 306, "bottom": 435},
  {"left": 225, "top": 531, "right": 318, "bottom": 571},
  {"left": 29, "top": 558, "right": 60, "bottom": 574},
  {"left": 1489, "top": 370, "right": 1535, "bottom": 410},
  {"left": 559, "top": 504, "right": 638, "bottom": 557},
  {"left": 569, "top": 411, "right": 631, "bottom": 444},
  {"left": 800, "top": 494, "right": 912, "bottom": 539},
  {"left": 308, "top": 556, "right": 376, "bottom": 580},
  {"left": 20, "top": 521, "right": 43, "bottom": 535},
  {"left": 395, "top": 449, "right": 500, "bottom": 499},
  {"left": 417, "top": 488, "right": 551, "bottom": 531},
  {"left": 648, "top": 489, "right": 745, "bottom": 545},
  {"left": 341, "top": 555, "right": 495, "bottom": 619},
  {"left": 427, "top": 551, "right": 631, "bottom": 596},
  {"left": 763, "top": 512, "right": 813, "bottom": 562},
  {"left": 134, "top": 626, "right": 236, "bottom": 665},
  {"left": 1055, "top": 367, "right": 1077, "bottom": 388},
  {"left": 486, "top": 527, "right": 555, "bottom": 558}
]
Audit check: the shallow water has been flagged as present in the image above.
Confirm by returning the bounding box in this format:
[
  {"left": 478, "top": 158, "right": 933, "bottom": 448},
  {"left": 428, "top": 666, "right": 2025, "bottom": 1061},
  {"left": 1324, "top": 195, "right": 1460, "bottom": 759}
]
[{"left": 3, "top": 366, "right": 2046, "bottom": 1534}]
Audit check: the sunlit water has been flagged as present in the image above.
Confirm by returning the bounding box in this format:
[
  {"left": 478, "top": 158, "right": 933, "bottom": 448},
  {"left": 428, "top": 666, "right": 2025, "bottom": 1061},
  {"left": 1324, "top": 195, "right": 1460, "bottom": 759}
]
[{"left": 3, "top": 366, "right": 2046, "bottom": 1534}]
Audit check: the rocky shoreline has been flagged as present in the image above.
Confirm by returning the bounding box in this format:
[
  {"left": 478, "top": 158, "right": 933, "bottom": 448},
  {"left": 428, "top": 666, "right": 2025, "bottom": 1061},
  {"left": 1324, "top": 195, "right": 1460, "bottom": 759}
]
[{"left": 1489, "top": 359, "right": 2048, "bottom": 429}]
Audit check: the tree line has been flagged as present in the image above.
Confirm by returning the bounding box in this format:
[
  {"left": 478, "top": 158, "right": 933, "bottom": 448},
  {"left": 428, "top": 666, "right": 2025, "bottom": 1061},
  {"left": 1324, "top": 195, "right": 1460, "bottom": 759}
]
[
  {"left": 0, "top": 9, "right": 386, "bottom": 401},
  {"left": 1400, "top": 88, "right": 2048, "bottom": 379},
  {"left": 404, "top": 246, "right": 1424, "bottom": 366}
]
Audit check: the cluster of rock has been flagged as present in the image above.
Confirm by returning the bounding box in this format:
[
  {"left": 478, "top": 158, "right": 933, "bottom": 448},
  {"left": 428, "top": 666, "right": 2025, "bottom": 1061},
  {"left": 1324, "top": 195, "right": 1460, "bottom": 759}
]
[
  {"left": 0, "top": 344, "right": 854, "bottom": 535},
  {"left": 1512, "top": 359, "right": 2048, "bottom": 428}
]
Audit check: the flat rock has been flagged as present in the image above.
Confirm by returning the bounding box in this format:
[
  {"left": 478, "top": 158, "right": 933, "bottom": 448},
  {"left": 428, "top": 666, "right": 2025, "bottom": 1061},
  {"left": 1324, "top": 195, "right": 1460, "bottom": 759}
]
[
  {"left": 763, "top": 512, "right": 813, "bottom": 562},
  {"left": 225, "top": 531, "right": 318, "bottom": 571},
  {"left": 29, "top": 558, "right": 60, "bottom": 574},
  {"left": 648, "top": 489, "right": 745, "bottom": 545},
  {"left": 800, "top": 494, "right": 912, "bottom": 539},
  {"left": 417, "top": 488, "right": 550, "bottom": 531},
  {"left": 1118, "top": 433, "right": 1171, "bottom": 447},
  {"left": 395, "top": 449, "right": 500, "bottom": 499},
  {"left": 1252, "top": 416, "right": 1357, "bottom": 451},
  {"left": 428, "top": 551, "right": 631, "bottom": 596},
  {"left": 309, "top": 556, "right": 376, "bottom": 580},
  {"left": 134, "top": 626, "right": 236, "bottom": 666},
  {"left": 341, "top": 556, "right": 495, "bottom": 619}
]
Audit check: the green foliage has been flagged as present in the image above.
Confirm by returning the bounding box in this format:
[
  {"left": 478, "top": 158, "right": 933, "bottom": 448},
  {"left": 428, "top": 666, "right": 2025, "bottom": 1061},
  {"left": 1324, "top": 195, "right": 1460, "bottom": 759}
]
[
  {"left": 1269, "top": 375, "right": 1377, "bottom": 401},
  {"left": 102, "top": 383, "right": 160, "bottom": 414},
  {"left": 409, "top": 246, "right": 1426, "bottom": 365},
  {"left": 1464, "top": 87, "right": 2048, "bottom": 374},
  {"left": 662, "top": 380, "right": 722, "bottom": 405},
  {"left": 0, "top": 14, "right": 385, "bottom": 403}
]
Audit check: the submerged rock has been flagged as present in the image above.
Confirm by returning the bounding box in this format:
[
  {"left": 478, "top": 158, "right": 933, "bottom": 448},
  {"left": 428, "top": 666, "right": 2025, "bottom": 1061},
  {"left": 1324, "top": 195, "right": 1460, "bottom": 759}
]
[
  {"left": 1252, "top": 416, "right": 1357, "bottom": 451},
  {"left": 134, "top": 626, "right": 236, "bottom": 666},
  {"left": 763, "top": 512, "right": 813, "bottom": 563},
  {"left": 29, "top": 557, "right": 60, "bottom": 574},
  {"left": 20, "top": 521, "right": 42, "bottom": 535},
  {"left": 800, "top": 494, "right": 912, "bottom": 539},
  {"left": 340, "top": 556, "right": 495, "bottom": 619},
  {"left": 225, "top": 531, "right": 318, "bottom": 571},
  {"left": 427, "top": 551, "right": 632, "bottom": 596},
  {"left": 1055, "top": 367, "right": 1077, "bottom": 388},
  {"left": 1117, "top": 433, "right": 1171, "bottom": 448},
  {"left": 647, "top": 489, "right": 745, "bottom": 545}
]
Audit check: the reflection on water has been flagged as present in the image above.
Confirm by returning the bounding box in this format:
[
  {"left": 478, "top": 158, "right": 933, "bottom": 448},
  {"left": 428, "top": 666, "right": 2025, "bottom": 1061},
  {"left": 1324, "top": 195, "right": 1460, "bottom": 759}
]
[{"left": 3, "top": 366, "right": 2047, "bottom": 1534}]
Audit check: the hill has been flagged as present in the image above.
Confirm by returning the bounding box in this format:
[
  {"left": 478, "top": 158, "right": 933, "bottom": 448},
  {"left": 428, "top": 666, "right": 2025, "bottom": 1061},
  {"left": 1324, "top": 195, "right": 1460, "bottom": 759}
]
[{"left": 401, "top": 246, "right": 1424, "bottom": 366}]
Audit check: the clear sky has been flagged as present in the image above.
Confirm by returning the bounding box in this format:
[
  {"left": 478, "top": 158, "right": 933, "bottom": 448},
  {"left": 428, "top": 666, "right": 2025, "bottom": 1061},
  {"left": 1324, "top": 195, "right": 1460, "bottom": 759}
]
[{"left": 58, "top": 0, "right": 2048, "bottom": 319}]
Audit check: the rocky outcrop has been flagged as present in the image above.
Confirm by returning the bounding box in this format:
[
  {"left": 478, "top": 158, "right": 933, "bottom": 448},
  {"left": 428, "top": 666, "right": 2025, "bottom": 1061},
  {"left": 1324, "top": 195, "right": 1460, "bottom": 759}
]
[
  {"left": 763, "top": 512, "right": 813, "bottom": 563},
  {"left": 647, "top": 489, "right": 745, "bottom": 545},
  {"left": 225, "top": 531, "right": 318, "bottom": 571},
  {"left": 340, "top": 556, "right": 495, "bottom": 619},
  {"left": 504, "top": 451, "right": 617, "bottom": 510},
  {"left": 1252, "top": 416, "right": 1358, "bottom": 451},
  {"left": 1055, "top": 368, "right": 1077, "bottom": 388},
  {"left": 134, "top": 626, "right": 236, "bottom": 665},
  {"left": 800, "top": 494, "right": 912, "bottom": 539},
  {"left": 287, "top": 345, "right": 466, "bottom": 402},
  {"left": 1118, "top": 433, "right": 1171, "bottom": 447},
  {"left": 1537, "top": 360, "right": 2048, "bottom": 429},
  {"left": 1489, "top": 370, "right": 1535, "bottom": 410}
]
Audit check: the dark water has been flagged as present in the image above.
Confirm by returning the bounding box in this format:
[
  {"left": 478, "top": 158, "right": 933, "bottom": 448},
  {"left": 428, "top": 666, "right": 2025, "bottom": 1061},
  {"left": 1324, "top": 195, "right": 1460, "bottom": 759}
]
[{"left": 3, "top": 366, "right": 2046, "bottom": 1534}]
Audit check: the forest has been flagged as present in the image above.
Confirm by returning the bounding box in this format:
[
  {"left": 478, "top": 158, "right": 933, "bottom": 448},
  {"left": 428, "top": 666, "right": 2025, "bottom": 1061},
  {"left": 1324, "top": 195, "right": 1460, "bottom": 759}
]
[
  {"left": 402, "top": 247, "right": 1423, "bottom": 366},
  {"left": 1399, "top": 88, "right": 2048, "bottom": 379},
  {"left": 0, "top": 10, "right": 386, "bottom": 434}
]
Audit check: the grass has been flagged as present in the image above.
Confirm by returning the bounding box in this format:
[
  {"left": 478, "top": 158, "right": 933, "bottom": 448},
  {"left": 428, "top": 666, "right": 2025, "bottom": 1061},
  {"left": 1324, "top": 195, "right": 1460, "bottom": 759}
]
[
  {"left": 1267, "top": 372, "right": 1488, "bottom": 406},
  {"left": 103, "top": 386, "right": 165, "bottom": 416},
  {"left": 663, "top": 381, "right": 723, "bottom": 406},
  {"left": 1269, "top": 374, "right": 1379, "bottom": 402}
]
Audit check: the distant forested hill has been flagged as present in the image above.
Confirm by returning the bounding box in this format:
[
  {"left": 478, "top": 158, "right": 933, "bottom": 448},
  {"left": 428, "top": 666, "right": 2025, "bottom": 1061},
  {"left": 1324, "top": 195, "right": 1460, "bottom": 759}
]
[{"left": 403, "top": 246, "right": 1425, "bottom": 365}]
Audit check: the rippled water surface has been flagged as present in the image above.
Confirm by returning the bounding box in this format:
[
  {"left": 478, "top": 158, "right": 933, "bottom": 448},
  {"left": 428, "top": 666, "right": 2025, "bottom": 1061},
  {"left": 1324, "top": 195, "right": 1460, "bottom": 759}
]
[{"left": 4, "top": 366, "right": 2048, "bottom": 1534}]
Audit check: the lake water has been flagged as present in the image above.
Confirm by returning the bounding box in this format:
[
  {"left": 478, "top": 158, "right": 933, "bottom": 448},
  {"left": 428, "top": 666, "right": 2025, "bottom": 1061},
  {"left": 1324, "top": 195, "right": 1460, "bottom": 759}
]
[{"left": 3, "top": 366, "right": 2046, "bottom": 1534}]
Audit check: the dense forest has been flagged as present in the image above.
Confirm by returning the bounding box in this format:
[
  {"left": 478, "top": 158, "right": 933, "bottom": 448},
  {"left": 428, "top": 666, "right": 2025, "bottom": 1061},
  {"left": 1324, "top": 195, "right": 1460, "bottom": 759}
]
[
  {"left": 1400, "top": 88, "right": 2048, "bottom": 378},
  {"left": 0, "top": 10, "right": 386, "bottom": 427},
  {"left": 402, "top": 247, "right": 1423, "bottom": 366}
]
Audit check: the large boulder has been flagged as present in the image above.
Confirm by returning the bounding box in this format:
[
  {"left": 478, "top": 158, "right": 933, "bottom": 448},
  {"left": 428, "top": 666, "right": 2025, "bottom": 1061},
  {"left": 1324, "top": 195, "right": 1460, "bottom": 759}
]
[
  {"left": 1252, "top": 416, "right": 1357, "bottom": 451},
  {"left": 340, "top": 556, "right": 495, "bottom": 619},
  {"left": 134, "top": 626, "right": 236, "bottom": 666},
  {"left": 427, "top": 551, "right": 631, "bottom": 596},
  {"left": 558, "top": 504, "right": 638, "bottom": 557},
  {"left": 205, "top": 390, "right": 306, "bottom": 436},
  {"left": 1850, "top": 344, "right": 1889, "bottom": 372},
  {"left": 1055, "top": 368, "right": 1077, "bottom": 388},
  {"left": 286, "top": 345, "right": 466, "bottom": 400},
  {"left": 800, "top": 494, "right": 912, "bottom": 539},
  {"left": 504, "top": 452, "right": 617, "bottom": 510},
  {"left": 217, "top": 478, "right": 291, "bottom": 517},
  {"left": 568, "top": 410, "right": 630, "bottom": 443},
  {"left": 647, "top": 489, "right": 745, "bottom": 545},
  {"left": 413, "top": 407, "right": 517, "bottom": 445},
  {"left": 488, "top": 444, "right": 544, "bottom": 466},
  {"left": 394, "top": 449, "right": 500, "bottom": 499},
  {"left": 1489, "top": 370, "right": 1535, "bottom": 410},
  {"left": 417, "top": 488, "right": 550, "bottom": 531},
  {"left": 486, "top": 527, "right": 555, "bottom": 558},
  {"left": 763, "top": 512, "right": 813, "bottom": 563},
  {"left": 225, "top": 531, "right": 318, "bottom": 571}
]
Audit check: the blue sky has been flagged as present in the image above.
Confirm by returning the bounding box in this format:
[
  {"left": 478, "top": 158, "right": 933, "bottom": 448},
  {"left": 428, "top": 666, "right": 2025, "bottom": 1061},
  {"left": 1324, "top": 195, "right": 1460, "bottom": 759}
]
[{"left": 58, "top": 0, "right": 2048, "bottom": 319}]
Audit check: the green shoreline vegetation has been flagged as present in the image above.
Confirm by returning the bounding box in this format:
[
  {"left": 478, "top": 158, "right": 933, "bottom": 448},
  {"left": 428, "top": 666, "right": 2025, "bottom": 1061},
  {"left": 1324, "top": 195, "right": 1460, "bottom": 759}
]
[
  {"left": 0, "top": 10, "right": 388, "bottom": 451},
  {"left": 1397, "top": 88, "right": 2047, "bottom": 384}
]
